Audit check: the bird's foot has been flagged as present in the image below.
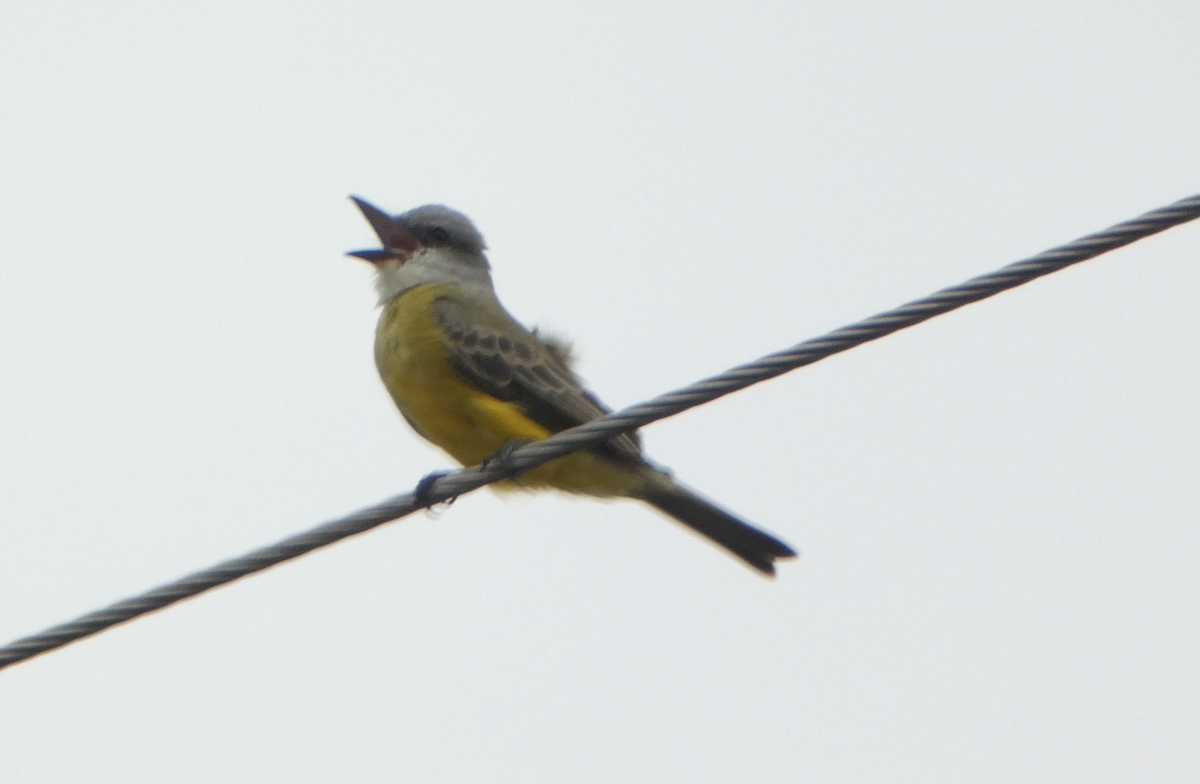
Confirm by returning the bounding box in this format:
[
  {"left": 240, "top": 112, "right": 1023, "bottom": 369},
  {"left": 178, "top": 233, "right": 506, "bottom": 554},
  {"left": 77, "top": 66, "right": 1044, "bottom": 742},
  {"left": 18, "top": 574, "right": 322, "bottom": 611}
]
[
  {"left": 480, "top": 438, "right": 535, "bottom": 479},
  {"left": 413, "top": 470, "right": 457, "bottom": 510}
]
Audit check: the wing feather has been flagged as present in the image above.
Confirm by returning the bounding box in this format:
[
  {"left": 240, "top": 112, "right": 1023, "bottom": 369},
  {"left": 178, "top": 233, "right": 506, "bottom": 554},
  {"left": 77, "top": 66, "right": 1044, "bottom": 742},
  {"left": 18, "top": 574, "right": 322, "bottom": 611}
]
[{"left": 432, "top": 297, "right": 642, "bottom": 462}]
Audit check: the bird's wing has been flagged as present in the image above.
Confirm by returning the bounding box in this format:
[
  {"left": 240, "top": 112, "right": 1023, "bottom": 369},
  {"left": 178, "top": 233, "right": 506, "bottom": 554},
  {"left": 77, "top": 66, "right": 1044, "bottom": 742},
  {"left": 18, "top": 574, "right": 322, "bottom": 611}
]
[{"left": 432, "top": 296, "right": 643, "bottom": 462}]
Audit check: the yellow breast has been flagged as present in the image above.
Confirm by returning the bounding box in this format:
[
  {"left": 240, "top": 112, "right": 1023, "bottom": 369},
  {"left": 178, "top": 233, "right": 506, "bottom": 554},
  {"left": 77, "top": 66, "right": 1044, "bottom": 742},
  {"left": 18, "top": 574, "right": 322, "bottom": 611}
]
[{"left": 375, "top": 284, "right": 643, "bottom": 497}]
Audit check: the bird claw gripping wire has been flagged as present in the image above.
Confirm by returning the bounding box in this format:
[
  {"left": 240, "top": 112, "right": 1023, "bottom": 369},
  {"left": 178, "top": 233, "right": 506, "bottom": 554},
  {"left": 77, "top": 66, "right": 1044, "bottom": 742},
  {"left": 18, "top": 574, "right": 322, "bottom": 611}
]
[
  {"left": 413, "top": 438, "right": 535, "bottom": 511},
  {"left": 413, "top": 471, "right": 457, "bottom": 510},
  {"left": 479, "top": 438, "right": 536, "bottom": 480}
]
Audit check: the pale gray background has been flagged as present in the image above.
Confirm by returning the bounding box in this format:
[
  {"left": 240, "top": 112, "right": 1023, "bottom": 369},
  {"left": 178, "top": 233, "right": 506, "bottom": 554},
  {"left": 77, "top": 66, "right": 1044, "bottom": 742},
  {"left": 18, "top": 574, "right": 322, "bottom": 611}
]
[{"left": 1, "top": 1, "right": 1198, "bottom": 781}]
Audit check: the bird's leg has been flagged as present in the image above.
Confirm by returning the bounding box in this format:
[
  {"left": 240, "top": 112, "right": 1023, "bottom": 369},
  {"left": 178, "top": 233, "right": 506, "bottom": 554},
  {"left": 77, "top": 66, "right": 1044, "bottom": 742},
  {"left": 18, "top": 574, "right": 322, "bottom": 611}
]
[
  {"left": 413, "top": 470, "right": 456, "bottom": 508},
  {"left": 480, "top": 438, "right": 535, "bottom": 479},
  {"left": 413, "top": 438, "right": 535, "bottom": 510}
]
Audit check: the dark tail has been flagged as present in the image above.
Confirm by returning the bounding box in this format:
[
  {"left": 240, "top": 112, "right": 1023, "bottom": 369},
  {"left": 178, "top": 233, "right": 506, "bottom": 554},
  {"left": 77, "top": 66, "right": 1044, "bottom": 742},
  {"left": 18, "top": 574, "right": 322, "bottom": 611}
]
[{"left": 638, "top": 482, "right": 797, "bottom": 576}]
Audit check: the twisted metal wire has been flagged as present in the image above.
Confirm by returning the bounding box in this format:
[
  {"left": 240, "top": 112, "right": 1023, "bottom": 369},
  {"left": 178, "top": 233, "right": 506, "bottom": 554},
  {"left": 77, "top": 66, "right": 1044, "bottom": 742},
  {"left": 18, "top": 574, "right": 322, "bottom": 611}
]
[{"left": 2, "top": 192, "right": 1197, "bottom": 672}]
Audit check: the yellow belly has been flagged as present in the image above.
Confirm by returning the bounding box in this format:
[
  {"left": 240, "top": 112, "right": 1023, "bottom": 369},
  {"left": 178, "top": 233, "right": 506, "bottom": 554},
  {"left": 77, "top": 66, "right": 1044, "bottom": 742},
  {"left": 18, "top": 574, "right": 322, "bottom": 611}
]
[{"left": 375, "top": 285, "right": 641, "bottom": 497}]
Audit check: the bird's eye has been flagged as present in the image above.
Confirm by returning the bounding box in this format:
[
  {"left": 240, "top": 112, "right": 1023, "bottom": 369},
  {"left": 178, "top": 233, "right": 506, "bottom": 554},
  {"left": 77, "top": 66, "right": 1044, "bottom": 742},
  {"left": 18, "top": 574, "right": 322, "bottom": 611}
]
[{"left": 427, "top": 226, "right": 451, "bottom": 244}]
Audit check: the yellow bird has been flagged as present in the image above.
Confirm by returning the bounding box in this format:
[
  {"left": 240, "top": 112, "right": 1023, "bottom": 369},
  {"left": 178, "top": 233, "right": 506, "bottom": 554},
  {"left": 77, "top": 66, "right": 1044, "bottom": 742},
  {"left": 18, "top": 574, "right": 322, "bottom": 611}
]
[{"left": 348, "top": 197, "right": 796, "bottom": 575}]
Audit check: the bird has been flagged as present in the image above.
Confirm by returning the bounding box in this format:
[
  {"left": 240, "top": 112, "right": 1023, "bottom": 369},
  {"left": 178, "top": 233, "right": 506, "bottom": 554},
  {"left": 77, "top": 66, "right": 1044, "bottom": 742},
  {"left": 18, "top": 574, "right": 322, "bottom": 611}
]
[{"left": 346, "top": 197, "right": 796, "bottom": 575}]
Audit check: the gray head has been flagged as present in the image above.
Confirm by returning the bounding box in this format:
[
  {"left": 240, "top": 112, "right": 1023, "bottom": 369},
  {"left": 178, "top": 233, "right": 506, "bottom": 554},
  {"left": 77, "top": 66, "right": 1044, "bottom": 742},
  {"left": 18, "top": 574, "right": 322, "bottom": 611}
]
[{"left": 347, "top": 197, "right": 488, "bottom": 264}]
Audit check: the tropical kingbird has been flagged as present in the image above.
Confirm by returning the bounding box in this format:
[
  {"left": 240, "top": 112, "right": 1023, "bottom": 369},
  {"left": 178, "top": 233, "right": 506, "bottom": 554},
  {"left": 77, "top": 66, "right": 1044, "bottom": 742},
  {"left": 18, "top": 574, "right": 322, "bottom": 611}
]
[{"left": 347, "top": 197, "right": 795, "bottom": 575}]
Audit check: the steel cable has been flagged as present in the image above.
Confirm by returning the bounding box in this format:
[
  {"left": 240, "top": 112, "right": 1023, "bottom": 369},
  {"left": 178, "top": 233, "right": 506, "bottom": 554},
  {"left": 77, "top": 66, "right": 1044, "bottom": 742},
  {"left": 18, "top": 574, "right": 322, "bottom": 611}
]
[{"left": 2, "top": 192, "right": 1197, "bottom": 671}]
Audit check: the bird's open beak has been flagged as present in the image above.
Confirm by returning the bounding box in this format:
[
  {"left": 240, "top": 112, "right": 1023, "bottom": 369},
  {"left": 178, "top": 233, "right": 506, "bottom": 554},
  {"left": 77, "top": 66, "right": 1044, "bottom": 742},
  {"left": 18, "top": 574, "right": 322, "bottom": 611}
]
[
  {"left": 347, "top": 195, "right": 419, "bottom": 264},
  {"left": 345, "top": 248, "right": 404, "bottom": 263}
]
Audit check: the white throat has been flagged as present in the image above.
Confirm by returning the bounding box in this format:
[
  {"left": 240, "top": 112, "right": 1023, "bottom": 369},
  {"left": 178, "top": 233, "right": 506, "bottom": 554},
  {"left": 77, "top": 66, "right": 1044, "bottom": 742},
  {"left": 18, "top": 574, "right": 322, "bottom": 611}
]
[{"left": 374, "top": 247, "right": 494, "bottom": 305}]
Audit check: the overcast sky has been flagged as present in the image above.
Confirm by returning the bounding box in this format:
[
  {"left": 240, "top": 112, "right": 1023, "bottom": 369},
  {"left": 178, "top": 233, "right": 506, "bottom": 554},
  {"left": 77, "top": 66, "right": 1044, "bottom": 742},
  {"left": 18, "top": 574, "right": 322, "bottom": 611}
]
[{"left": 2, "top": 2, "right": 1198, "bottom": 782}]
